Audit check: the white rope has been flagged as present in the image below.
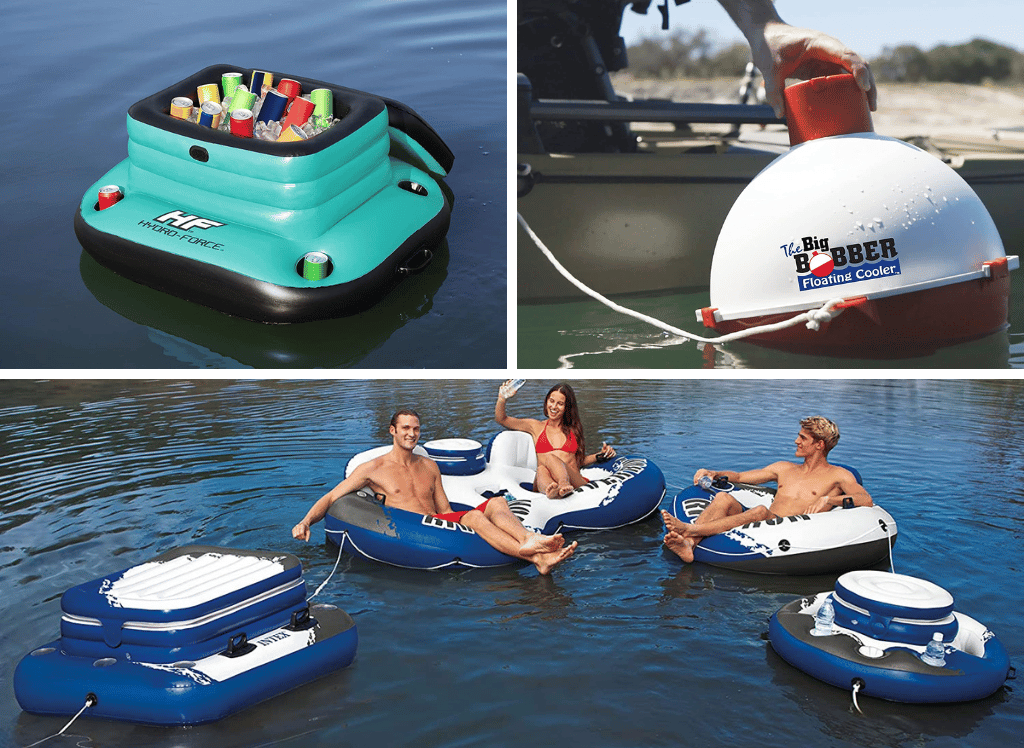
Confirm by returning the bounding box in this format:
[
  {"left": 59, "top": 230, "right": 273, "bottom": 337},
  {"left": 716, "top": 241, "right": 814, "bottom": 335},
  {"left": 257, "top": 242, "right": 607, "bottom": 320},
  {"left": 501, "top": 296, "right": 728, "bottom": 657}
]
[
  {"left": 23, "top": 694, "right": 95, "bottom": 747},
  {"left": 518, "top": 211, "right": 848, "bottom": 345},
  {"left": 308, "top": 537, "right": 345, "bottom": 601},
  {"left": 851, "top": 680, "right": 864, "bottom": 715},
  {"left": 886, "top": 520, "right": 896, "bottom": 574}
]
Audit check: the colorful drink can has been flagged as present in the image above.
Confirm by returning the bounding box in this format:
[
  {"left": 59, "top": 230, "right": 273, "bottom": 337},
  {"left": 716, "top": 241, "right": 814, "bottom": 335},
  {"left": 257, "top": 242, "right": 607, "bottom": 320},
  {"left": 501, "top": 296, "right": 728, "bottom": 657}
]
[
  {"left": 309, "top": 88, "right": 333, "bottom": 127},
  {"left": 277, "top": 78, "right": 301, "bottom": 102},
  {"left": 196, "top": 83, "right": 220, "bottom": 105},
  {"left": 98, "top": 185, "right": 123, "bottom": 210},
  {"left": 228, "top": 90, "right": 257, "bottom": 113},
  {"left": 281, "top": 96, "right": 315, "bottom": 130},
  {"left": 198, "top": 101, "right": 223, "bottom": 128},
  {"left": 221, "top": 72, "right": 243, "bottom": 100},
  {"left": 230, "top": 108, "right": 254, "bottom": 138},
  {"left": 256, "top": 89, "right": 289, "bottom": 124},
  {"left": 301, "top": 252, "right": 331, "bottom": 281},
  {"left": 277, "top": 124, "right": 309, "bottom": 142},
  {"left": 170, "top": 97, "right": 193, "bottom": 120},
  {"left": 251, "top": 70, "right": 273, "bottom": 96}
]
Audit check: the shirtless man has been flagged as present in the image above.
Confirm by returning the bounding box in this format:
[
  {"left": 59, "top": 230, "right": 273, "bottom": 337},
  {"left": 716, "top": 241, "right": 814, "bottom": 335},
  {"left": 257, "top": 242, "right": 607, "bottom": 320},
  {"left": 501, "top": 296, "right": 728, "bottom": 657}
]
[
  {"left": 662, "top": 417, "right": 873, "bottom": 563},
  {"left": 292, "top": 409, "right": 577, "bottom": 575}
]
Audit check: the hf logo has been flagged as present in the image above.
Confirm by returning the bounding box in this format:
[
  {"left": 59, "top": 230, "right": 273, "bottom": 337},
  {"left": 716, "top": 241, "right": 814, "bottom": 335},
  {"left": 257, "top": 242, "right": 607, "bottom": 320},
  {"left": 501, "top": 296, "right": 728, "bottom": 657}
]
[{"left": 154, "top": 211, "right": 225, "bottom": 231}]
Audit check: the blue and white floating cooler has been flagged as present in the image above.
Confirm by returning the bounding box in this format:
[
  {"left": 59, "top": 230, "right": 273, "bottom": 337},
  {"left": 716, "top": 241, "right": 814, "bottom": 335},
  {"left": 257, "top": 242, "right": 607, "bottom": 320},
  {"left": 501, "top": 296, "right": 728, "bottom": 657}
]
[
  {"left": 769, "top": 570, "right": 1012, "bottom": 703},
  {"left": 14, "top": 545, "right": 358, "bottom": 725}
]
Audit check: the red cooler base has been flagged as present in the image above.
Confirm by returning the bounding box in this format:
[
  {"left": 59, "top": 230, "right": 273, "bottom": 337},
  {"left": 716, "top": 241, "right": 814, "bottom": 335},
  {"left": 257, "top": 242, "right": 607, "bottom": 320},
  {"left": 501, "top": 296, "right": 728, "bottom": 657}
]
[{"left": 703, "top": 274, "right": 1012, "bottom": 358}]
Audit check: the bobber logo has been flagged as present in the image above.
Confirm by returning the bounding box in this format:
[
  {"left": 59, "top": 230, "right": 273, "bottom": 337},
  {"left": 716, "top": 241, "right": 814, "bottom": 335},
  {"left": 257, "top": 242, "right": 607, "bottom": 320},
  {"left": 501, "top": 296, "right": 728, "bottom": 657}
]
[{"left": 784, "top": 235, "right": 902, "bottom": 291}]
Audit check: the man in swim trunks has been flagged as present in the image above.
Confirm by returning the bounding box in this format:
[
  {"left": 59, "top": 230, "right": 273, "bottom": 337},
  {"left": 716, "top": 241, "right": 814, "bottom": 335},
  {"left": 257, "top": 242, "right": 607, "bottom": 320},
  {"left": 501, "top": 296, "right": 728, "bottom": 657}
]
[
  {"left": 291, "top": 409, "right": 577, "bottom": 575},
  {"left": 662, "top": 417, "right": 873, "bottom": 563}
]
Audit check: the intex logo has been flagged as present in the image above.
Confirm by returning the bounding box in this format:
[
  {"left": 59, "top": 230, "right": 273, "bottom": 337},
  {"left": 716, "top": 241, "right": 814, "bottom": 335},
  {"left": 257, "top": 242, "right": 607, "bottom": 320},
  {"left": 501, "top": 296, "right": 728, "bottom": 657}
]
[{"left": 154, "top": 210, "right": 225, "bottom": 231}]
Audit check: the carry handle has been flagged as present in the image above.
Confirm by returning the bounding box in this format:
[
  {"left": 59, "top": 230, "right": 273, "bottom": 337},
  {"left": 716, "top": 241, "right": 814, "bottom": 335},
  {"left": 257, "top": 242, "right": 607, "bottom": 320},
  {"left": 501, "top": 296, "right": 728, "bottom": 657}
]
[{"left": 398, "top": 248, "right": 433, "bottom": 276}]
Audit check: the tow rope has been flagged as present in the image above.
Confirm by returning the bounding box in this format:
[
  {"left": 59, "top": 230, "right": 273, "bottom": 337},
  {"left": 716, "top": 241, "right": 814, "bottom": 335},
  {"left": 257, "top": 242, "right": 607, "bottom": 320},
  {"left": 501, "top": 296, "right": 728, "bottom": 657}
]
[{"left": 518, "top": 211, "right": 847, "bottom": 347}]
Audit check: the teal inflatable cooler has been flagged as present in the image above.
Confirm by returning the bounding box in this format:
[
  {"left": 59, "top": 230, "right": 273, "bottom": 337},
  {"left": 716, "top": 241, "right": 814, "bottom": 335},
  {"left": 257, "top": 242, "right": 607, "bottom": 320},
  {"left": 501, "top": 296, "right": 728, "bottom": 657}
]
[{"left": 74, "top": 64, "right": 454, "bottom": 323}]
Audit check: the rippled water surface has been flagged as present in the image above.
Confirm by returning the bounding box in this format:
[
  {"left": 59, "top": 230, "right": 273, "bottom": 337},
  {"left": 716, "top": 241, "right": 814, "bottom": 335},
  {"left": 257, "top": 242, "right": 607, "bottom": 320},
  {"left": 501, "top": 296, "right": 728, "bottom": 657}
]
[
  {"left": 518, "top": 275, "right": 1024, "bottom": 369},
  {"left": 1, "top": 0, "right": 505, "bottom": 368},
  {"left": 2, "top": 379, "right": 1022, "bottom": 747}
]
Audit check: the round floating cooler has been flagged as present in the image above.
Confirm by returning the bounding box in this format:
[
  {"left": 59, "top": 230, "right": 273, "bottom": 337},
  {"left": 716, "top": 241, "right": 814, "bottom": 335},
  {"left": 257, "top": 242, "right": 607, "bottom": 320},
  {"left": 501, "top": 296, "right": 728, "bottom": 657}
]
[
  {"left": 424, "top": 438, "right": 486, "bottom": 476},
  {"left": 697, "top": 74, "right": 1018, "bottom": 355},
  {"left": 832, "top": 570, "right": 958, "bottom": 645}
]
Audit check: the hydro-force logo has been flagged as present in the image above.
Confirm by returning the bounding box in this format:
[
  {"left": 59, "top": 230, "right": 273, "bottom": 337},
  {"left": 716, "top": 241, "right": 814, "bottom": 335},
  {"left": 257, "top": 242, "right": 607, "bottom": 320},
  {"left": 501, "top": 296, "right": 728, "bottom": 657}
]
[
  {"left": 137, "top": 210, "right": 227, "bottom": 250},
  {"left": 784, "top": 235, "right": 902, "bottom": 292},
  {"left": 154, "top": 210, "right": 225, "bottom": 231}
]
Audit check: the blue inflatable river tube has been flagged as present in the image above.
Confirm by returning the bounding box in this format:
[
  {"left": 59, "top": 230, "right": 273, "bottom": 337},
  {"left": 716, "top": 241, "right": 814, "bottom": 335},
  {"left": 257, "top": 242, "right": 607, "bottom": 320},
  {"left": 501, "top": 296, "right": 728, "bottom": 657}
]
[
  {"left": 74, "top": 64, "right": 454, "bottom": 323},
  {"left": 769, "top": 570, "right": 1012, "bottom": 703},
  {"left": 324, "top": 431, "right": 666, "bottom": 570},
  {"left": 14, "top": 545, "right": 357, "bottom": 725},
  {"left": 668, "top": 471, "right": 897, "bottom": 575}
]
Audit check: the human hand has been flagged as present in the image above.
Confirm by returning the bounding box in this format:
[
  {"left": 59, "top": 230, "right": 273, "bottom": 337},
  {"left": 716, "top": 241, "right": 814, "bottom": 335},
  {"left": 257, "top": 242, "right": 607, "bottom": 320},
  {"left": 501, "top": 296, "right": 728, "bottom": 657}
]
[
  {"left": 693, "top": 469, "right": 715, "bottom": 485},
  {"left": 806, "top": 496, "right": 834, "bottom": 514},
  {"left": 755, "top": 21, "right": 877, "bottom": 118},
  {"left": 292, "top": 521, "right": 310, "bottom": 541},
  {"left": 498, "top": 379, "right": 516, "bottom": 400},
  {"left": 598, "top": 442, "right": 616, "bottom": 461}
]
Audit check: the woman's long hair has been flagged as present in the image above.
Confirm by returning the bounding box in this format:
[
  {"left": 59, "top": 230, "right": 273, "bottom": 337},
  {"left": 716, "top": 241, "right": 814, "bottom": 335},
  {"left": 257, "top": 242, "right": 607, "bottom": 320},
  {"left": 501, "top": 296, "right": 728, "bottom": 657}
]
[{"left": 544, "top": 383, "right": 585, "bottom": 465}]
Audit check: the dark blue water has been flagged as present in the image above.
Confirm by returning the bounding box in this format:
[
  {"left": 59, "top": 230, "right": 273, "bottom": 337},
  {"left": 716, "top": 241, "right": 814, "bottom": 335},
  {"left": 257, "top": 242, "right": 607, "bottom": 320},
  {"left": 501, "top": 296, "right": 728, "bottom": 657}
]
[
  {"left": 2, "top": 379, "right": 1021, "bottom": 747},
  {"left": 0, "top": 0, "right": 505, "bottom": 368}
]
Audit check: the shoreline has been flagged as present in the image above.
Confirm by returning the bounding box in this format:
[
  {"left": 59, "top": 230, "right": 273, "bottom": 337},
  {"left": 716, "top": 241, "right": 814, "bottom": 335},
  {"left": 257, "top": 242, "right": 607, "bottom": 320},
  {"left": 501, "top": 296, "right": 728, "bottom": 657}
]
[{"left": 610, "top": 74, "right": 1024, "bottom": 139}]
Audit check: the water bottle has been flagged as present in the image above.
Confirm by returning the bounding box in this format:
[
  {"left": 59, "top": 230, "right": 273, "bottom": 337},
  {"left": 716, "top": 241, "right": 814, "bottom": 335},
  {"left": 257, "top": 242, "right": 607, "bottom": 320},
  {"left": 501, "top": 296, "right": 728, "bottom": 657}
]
[
  {"left": 921, "top": 633, "right": 946, "bottom": 667},
  {"left": 811, "top": 595, "right": 835, "bottom": 636},
  {"left": 698, "top": 475, "right": 714, "bottom": 491},
  {"left": 500, "top": 379, "right": 526, "bottom": 398}
]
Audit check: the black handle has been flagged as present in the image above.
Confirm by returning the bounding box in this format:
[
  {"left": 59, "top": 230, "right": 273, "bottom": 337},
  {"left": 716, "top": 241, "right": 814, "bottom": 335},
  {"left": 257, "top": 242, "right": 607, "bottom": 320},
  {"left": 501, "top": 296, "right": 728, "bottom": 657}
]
[{"left": 398, "top": 248, "right": 433, "bottom": 276}]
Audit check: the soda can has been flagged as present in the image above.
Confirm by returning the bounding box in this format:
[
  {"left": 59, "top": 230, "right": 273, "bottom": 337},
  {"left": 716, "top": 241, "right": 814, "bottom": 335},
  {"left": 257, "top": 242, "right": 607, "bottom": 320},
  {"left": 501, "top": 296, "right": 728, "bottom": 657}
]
[
  {"left": 281, "top": 96, "right": 315, "bottom": 130},
  {"left": 230, "top": 108, "right": 254, "bottom": 138},
  {"left": 301, "top": 252, "right": 331, "bottom": 281},
  {"left": 256, "top": 89, "right": 289, "bottom": 124},
  {"left": 196, "top": 83, "right": 220, "bottom": 105},
  {"left": 198, "top": 101, "right": 223, "bottom": 128},
  {"left": 277, "top": 124, "right": 308, "bottom": 143},
  {"left": 228, "top": 90, "right": 257, "bottom": 113},
  {"left": 277, "top": 78, "right": 301, "bottom": 102},
  {"left": 98, "top": 185, "right": 123, "bottom": 210},
  {"left": 251, "top": 70, "right": 273, "bottom": 96},
  {"left": 170, "top": 97, "right": 193, "bottom": 120},
  {"left": 221, "top": 72, "right": 243, "bottom": 100},
  {"left": 309, "top": 88, "right": 333, "bottom": 122}
]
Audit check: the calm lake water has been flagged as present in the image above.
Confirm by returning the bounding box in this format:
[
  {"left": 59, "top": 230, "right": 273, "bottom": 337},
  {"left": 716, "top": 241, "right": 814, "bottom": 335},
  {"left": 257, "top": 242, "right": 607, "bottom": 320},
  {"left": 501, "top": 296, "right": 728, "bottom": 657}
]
[
  {"left": 2, "top": 379, "right": 1021, "bottom": 748},
  {"left": 0, "top": 0, "right": 505, "bottom": 369},
  {"left": 518, "top": 274, "right": 1024, "bottom": 369}
]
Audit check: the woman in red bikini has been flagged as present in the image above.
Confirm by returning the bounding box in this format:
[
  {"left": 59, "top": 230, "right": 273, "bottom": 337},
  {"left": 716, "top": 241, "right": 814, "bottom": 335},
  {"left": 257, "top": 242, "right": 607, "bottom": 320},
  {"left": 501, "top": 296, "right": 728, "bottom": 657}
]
[{"left": 495, "top": 382, "right": 615, "bottom": 498}]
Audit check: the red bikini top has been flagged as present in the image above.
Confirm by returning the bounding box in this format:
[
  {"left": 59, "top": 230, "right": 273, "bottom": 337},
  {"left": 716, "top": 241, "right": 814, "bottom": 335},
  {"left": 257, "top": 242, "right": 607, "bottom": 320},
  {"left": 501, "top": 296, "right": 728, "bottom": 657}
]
[{"left": 536, "top": 427, "right": 578, "bottom": 455}]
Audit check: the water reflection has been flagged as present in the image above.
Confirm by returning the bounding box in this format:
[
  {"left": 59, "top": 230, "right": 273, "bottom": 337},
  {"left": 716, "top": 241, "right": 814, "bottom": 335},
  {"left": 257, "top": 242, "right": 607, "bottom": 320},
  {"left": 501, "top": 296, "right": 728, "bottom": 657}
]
[{"left": 80, "top": 243, "right": 450, "bottom": 368}]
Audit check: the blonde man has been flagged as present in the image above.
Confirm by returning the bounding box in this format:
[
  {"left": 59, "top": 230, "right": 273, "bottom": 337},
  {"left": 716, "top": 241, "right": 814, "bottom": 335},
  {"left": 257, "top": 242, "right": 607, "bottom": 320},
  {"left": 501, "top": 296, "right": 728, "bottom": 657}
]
[{"left": 662, "top": 417, "right": 872, "bottom": 563}]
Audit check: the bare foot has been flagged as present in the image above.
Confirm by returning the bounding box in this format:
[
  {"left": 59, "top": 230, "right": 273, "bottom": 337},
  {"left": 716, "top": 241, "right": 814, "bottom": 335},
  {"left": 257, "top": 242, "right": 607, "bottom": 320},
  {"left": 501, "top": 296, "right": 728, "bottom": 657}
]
[
  {"left": 533, "top": 540, "right": 578, "bottom": 575},
  {"left": 661, "top": 509, "right": 688, "bottom": 534},
  {"left": 664, "top": 531, "right": 696, "bottom": 563},
  {"left": 544, "top": 482, "right": 561, "bottom": 499},
  {"left": 519, "top": 532, "right": 564, "bottom": 557},
  {"left": 556, "top": 482, "right": 573, "bottom": 497}
]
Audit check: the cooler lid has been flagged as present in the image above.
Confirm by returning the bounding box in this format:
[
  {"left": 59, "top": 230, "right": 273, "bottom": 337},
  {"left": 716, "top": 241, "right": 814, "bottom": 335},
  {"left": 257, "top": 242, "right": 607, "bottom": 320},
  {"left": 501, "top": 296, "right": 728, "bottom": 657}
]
[{"left": 61, "top": 545, "right": 303, "bottom": 624}]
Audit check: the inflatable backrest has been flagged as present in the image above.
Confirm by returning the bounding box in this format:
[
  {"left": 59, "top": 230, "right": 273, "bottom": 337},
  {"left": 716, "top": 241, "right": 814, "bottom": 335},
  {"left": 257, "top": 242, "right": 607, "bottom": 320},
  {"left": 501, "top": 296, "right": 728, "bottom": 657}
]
[
  {"left": 345, "top": 445, "right": 428, "bottom": 477},
  {"left": 487, "top": 431, "right": 537, "bottom": 471}
]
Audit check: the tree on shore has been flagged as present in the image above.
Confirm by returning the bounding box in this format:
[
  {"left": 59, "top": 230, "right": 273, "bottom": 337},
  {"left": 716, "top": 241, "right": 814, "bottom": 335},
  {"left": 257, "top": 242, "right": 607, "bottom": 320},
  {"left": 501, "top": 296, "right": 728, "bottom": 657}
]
[{"left": 626, "top": 30, "right": 1024, "bottom": 84}]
